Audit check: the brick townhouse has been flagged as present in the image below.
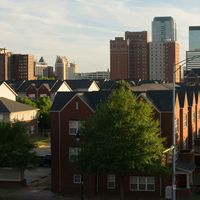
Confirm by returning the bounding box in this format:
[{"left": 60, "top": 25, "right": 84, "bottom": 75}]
[{"left": 50, "top": 84, "right": 200, "bottom": 199}]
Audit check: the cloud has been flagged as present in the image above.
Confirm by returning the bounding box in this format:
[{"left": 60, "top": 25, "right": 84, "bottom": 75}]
[{"left": 0, "top": 0, "right": 199, "bottom": 72}]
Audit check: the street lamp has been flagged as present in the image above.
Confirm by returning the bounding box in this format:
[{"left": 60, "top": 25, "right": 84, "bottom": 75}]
[
  {"left": 76, "top": 130, "right": 84, "bottom": 200},
  {"left": 172, "top": 55, "right": 200, "bottom": 200}
]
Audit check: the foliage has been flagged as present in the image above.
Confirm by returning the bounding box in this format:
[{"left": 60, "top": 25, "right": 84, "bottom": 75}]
[
  {"left": 17, "top": 96, "right": 37, "bottom": 107},
  {"left": 39, "top": 76, "right": 55, "bottom": 80},
  {"left": 79, "top": 80, "right": 166, "bottom": 173},
  {"left": 17, "top": 96, "right": 52, "bottom": 130},
  {"left": 36, "top": 97, "right": 52, "bottom": 129},
  {"left": 0, "top": 122, "right": 38, "bottom": 168}
]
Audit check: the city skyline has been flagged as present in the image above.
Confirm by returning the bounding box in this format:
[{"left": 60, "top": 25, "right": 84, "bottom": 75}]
[{"left": 0, "top": 0, "right": 200, "bottom": 72}]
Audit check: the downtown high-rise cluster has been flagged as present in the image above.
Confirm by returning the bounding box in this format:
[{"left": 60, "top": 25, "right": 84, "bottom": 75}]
[{"left": 110, "top": 16, "right": 193, "bottom": 83}]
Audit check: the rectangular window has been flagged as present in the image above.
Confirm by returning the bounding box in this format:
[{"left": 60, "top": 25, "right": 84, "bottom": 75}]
[
  {"left": 75, "top": 102, "right": 79, "bottom": 110},
  {"left": 69, "top": 121, "right": 81, "bottom": 135},
  {"left": 107, "top": 174, "right": 115, "bottom": 189},
  {"left": 183, "top": 114, "right": 187, "bottom": 128},
  {"left": 198, "top": 110, "right": 200, "bottom": 120},
  {"left": 73, "top": 174, "right": 82, "bottom": 184},
  {"left": 192, "top": 112, "right": 196, "bottom": 122},
  {"left": 69, "top": 147, "right": 81, "bottom": 162},
  {"left": 0, "top": 114, "right": 3, "bottom": 122},
  {"left": 130, "top": 176, "right": 155, "bottom": 191}
]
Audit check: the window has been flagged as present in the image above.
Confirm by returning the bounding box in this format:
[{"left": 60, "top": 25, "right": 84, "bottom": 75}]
[
  {"left": 130, "top": 176, "right": 155, "bottom": 191},
  {"left": 0, "top": 114, "right": 3, "bottom": 122},
  {"left": 75, "top": 102, "right": 79, "bottom": 110},
  {"left": 198, "top": 110, "right": 200, "bottom": 120},
  {"left": 107, "top": 174, "right": 115, "bottom": 189},
  {"left": 69, "top": 121, "right": 81, "bottom": 135},
  {"left": 192, "top": 112, "right": 196, "bottom": 122},
  {"left": 183, "top": 114, "right": 187, "bottom": 128},
  {"left": 73, "top": 174, "right": 82, "bottom": 184},
  {"left": 69, "top": 147, "right": 81, "bottom": 162}
]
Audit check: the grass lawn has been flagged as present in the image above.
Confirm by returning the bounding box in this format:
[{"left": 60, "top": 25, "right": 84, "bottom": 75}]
[{"left": 30, "top": 136, "right": 50, "bottom": 147}]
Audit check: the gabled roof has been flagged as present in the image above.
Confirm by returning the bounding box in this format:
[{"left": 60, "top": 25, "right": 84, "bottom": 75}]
[
  {"left": 145, "top": 90, "right": 173, "bottom": 112},
  {"left": 0, "top": 97, "right": 38, "bottom": 113},
  {"left": 65, "top": 80, "right": 98, "bottom": 91},
  {"left": 50, "top": 80, "right": 72, "bottom": 92},
  {"left": 16, "top": 80, "right": 58, "bottom": 92},
  {"left": 5, "top": 80, "right": 25, "bottom": 91},
  {"left": 100, "top": 80, "right": 118, "bottom": 91},
  {"left": 51, "top": 91, "right": 111, "bottom": 112},
  {"left": 0, "top": 81, "right": 18, "bottom": 97}
]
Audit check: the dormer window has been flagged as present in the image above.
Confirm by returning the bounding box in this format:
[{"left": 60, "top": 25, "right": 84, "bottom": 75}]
[
  {"left": 75, "top": 102, "right": 79, "bottom": 110},
  {"left": 69, "top": 120, "right": 81, "bottom": 135}
]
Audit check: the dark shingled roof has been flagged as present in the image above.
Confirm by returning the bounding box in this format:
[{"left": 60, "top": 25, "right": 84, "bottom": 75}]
[
  {"left": 100, "top": 80, "right": 117, "bottom": 91},
  {"left": 5, "top": 80, "right": 25, "bottom": 91},
  {"left": 0, "top": 97, "right": 38, "bottom": 113},
  {"left": 65, "top": 80, "right": 97, "bottom": 91},
  {"left": 146, "top": 90, "right": 173, "bottom": 112},
  {"left": 16, "top": 80, "right": 58, "bottom": 92},
  {"left": 51, "top": 91, "right": 111, "bottom": 112}
]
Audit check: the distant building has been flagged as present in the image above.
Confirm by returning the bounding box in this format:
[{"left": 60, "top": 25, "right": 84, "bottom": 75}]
[
  {"left": 149, "top": 41, "right": 180, "bottom": 82},
  {"left": 68, "top": 63, "right": 78, "bottom": 79},
  {"left": 0, "top": 48, "right": 12, "bottom": 82},
  {"left": 150, "top": 16, "right": 180, "bottom": 82},
  {"left": 189, "top": 26, "right": 200, "bottom": 51},
  {"left": 35, "top": 57, "right": 48, "bottom": 79},
  {"left": 152, "top": 16, "right": 177, "bottom": 42},
  {"left": 44, "top": 66, "right": 55, "bottom": 79},
  {"left": 11, "top": 54, "right": 35, "bottom": 80},
  {"left": 55, "top": 56, "right": 69, "bottom": 80},
  {"left": 75, "top": 70, "right": 110, "bottom": 80},
  {"left": 110, "top": 31, "right": 149, "bottom": 81},
  {"left": 110, "top": 37, "right": 128, "bottom": 80},
  {"left": 185, "top": 27, "right": 200, "bottom": 74}
]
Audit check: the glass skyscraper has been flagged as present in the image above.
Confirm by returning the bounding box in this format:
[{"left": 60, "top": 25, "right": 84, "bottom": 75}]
[
  {"left": 152, "top": 16, "right": 177, "bottom": 42},
  {"left": 189, "top": 26, "right": 200, "bottom": 51}
]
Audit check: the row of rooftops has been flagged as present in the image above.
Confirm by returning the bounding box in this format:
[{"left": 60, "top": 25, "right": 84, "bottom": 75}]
[{"left": 51, "top": 82, "right": 200, "bottom": 113}]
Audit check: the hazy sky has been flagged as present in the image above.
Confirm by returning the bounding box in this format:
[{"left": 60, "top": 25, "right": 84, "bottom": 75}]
[{"left": 0, "top": 0, "right": 200, "bottom": 72}]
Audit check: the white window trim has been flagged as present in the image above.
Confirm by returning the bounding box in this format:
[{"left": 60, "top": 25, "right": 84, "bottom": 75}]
[
  {"left": 107, "top": 174, "right": 116, "bottom": 189},
  {"left": 130, "top": 176, "right": 155, "bottom": 192},
  {"left": 73, "top": 174, "right": 82, "bottom": 184},
  {"left": 69, "top": 120, "right": 81, "bottom": 135},
  {"left": 69, "top": 147, "right": 81, "bottom": 162}
]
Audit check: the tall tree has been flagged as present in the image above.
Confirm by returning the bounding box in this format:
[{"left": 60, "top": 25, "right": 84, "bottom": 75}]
[
  {"left": 78, "top": 81, "right": 166, "bottom": 200},
  {"left": 0, "top": 122, "right": 37, "bottom": 168},
  {"left": 36, "top": 96, "right": 52, "bottom": 130}
]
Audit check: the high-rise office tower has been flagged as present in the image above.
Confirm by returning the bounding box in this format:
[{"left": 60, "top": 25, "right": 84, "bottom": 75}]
[
  {"left": 35, "top": 56, "right": 48, "bottom": 79},
  {"left": 152, "top": 16, "right": 177, "bottom": 42},
  {"left": 125, "top": 31, "right": 149, "bottom": 81},
  {"left": 68, "top": 63, "right": 78, "bottom": 80},
  {"left": 110, "top": 31, "right": 149, "bottom": 81},
  {"left": 0, "top": 48, "right": 12, "bottom": 81},
  {"left": 11, "top": 54, "right": 35, "bottom": 80},
  {"left": 186, "top": 26, "right": 200, "bottom": 72},
  {"left": 55, "top": 56, "right": 69, "bottom": 80},
  {"left": 110, "top": 37, "right": 128, "bottom": 80},
  {"left": 189, "top": 26, "right": 200, "bottom": 51},
  {"left": 150, "top": 16, "right": 180, "bottom": 82}
]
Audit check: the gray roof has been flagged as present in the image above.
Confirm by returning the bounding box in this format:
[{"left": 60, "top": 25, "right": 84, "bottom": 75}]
[
  {"left": 0, "top": 97, "right": 38, "bottom": 113},
  {"left": 65, "top": 80, "right": 97, "bottom": 91},
  {"left": 51, "top": 91, "right": 111, "bottom": 112}
]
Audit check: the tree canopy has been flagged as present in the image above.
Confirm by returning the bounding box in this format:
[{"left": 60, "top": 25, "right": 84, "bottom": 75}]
[
  {"left": 79, "top": 80, "right": 165, "bottom": 173},
  {"left": 0, "top": 122, "right": 37, "bottom": 168},
  {"left": 17, "top": 96, "right": 52, "bottom": 130}
]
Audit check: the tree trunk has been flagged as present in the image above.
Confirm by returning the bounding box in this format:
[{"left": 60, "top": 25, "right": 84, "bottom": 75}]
[{"left": 119, "top": 174, "right": 125, "bottom": 200}]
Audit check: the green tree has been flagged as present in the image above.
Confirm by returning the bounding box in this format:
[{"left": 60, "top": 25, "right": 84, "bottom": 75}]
[
  {"left": 17, "top": 96, "right": 37, "bottom": 107},
  {"left": 0, "top": 122, "right": 37, "bottom": 168},
  {"left": 36, "top": 97, "right": 52, "bottom": 130},
  {"left": 78, "top": 81, "right": 165, "bottom": 200}
]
